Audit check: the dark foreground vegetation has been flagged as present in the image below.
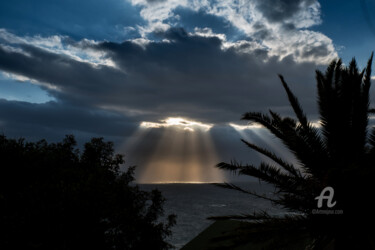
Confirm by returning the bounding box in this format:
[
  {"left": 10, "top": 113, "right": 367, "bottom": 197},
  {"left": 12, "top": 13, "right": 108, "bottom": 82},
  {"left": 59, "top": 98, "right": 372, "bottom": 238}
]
[
  {"left": 0, "top": 135, "right": 175, "bottom": 250},
  {"left": 214, "top": 54, "right": 375, "bottom": 249}
]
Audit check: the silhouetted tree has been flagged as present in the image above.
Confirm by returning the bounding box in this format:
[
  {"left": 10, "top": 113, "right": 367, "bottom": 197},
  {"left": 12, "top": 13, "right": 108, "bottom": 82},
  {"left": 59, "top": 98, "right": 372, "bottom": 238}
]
[
  {"left": 213, "top": 54, "right": 375, "bottom": 249},
  {"left": 0, "top": 135, "right": 175, "bottom": 250}
]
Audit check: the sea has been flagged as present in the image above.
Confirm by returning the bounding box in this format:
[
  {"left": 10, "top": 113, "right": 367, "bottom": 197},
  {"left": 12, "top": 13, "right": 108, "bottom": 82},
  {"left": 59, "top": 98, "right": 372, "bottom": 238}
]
[{"left": 139, "top": 182, "right": 286, "bottom": 249}]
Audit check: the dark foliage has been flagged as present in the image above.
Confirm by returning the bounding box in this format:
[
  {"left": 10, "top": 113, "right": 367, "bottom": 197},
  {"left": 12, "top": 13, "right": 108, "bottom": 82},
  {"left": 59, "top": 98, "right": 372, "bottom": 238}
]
[
  {"left": 0, "top": 135, "right": 175, "bottom": 250},
  {"left": 213, "top": 54, "right": 375, "bottom": 249}
]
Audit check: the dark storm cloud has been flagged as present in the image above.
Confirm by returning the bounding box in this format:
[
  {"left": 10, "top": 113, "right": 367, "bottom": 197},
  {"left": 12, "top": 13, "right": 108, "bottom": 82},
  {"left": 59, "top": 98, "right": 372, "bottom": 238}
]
[{"left": 0, "top": 28, "right": 320, "bottom": 127}]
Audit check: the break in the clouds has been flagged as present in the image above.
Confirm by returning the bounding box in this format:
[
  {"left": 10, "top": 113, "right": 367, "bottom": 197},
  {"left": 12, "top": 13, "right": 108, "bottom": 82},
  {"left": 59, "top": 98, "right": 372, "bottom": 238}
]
[{"left": 1, "top": 0, "right": 373, "bottom": 181}]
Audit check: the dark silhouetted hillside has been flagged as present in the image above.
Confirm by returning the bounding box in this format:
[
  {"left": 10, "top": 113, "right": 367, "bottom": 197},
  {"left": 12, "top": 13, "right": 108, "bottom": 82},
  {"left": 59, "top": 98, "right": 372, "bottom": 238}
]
[{"left": 0, "top": 135, "right": 175, "bottom": 250}]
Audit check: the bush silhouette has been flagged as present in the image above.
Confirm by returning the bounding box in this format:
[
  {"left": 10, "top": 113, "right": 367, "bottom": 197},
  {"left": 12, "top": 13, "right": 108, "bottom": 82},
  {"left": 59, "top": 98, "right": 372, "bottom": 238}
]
[{"left": 0, "top": 135, "right": 175, "bottom": 250}]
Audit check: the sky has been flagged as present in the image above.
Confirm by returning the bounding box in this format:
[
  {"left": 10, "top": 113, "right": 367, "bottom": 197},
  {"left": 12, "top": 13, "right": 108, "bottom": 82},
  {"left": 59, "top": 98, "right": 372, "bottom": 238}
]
[{"left": 0, "top": 0, "right": 374, "bottom": 183}]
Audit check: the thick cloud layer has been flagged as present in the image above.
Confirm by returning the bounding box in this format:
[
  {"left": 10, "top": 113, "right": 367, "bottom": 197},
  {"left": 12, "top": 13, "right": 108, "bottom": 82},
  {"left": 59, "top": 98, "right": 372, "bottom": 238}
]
[
  {"left": 0, "top": 28, "right": 321, "bottom": 126},
  {"left": 0, "top": 0, "right": 346, "bottom": 181}
]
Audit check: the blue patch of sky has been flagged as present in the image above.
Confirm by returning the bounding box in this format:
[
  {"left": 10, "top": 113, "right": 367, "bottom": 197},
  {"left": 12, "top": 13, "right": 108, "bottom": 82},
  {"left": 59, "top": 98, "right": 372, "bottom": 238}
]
[
  {"left": 0, "top": 72, "right": 54, "bottom": 103},
  {"left": 311, "top": 0, "right": 375, "bottom": 68},
  {"left": 0, "top": 0, "right": 145, "bottom": 42}
]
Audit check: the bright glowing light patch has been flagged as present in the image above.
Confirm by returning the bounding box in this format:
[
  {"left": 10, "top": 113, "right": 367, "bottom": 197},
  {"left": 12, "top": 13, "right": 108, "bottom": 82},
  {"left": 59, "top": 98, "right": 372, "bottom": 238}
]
[
  {"left": 140, "top": 117, "right": 213, "bottom": 132},
  {"left": 310, "top": 121, "right": 321, "bottom": 128},
  {"left": 229, "top": 123, "right": 263, "bottom": 130}
]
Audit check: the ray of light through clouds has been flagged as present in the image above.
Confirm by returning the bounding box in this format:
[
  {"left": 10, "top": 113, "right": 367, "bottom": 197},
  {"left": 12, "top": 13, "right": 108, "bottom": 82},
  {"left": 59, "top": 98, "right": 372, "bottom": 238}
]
[
  {"left": 137, "top": 117, "right": 222, "bottom": 183},
  {"left": 229, "top": 122, "right": 299, "bottom": 168},
  {"left": 0, "top": 0, "right": 374, "bottom": 182}
]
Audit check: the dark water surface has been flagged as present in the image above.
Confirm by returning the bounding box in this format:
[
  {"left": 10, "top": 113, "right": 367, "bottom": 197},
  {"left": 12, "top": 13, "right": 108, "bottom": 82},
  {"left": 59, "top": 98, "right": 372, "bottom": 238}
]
[{"left": 140, "top": 182, "right": 285, "bottom": 249}]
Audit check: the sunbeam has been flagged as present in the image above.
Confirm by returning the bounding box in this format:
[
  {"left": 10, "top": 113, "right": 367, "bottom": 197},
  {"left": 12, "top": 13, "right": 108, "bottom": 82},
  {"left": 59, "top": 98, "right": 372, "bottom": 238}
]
[
  {"left": 128, "top": 117, "right": 224, "bottom": 183},
  {"left": 229, "top": 122, "right": 298, "bottom": 167}
]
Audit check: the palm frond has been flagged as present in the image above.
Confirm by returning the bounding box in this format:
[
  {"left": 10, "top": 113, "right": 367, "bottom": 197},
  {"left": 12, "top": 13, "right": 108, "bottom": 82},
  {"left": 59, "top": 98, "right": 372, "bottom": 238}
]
[
  {"left": 278, "top": 75, "right": 308, "bottom": 129},
  {"left": 216, "top": 161, "right": 241, "bottom": 173},
  {"left": 217, "top": 162, "right": 313, "bottom": 212},
  {"left": 241, "top": 112, "right": 284, "bottom": 139},
  {"left": 368, "top": 127, "right": 375, "bottom": 149},
  {"left": 316, "top": 55, "right": 374, "bottom": 164},
  {"left": 364, "top": 52, "right": 373, "bottom": 88},
  {"left": 242, "top": 110, "right": 328, "bottom": 178},
  {"left": 240, "top": 139, "right": 302, "bottom": 177}
]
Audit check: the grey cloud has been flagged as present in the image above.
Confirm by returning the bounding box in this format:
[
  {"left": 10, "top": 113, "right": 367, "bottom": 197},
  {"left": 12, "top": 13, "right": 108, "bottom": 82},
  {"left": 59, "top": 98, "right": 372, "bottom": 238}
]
[
  {"left": 96, "top": 28, "right": 319, "bottom": 119},
  {"left": 0, "top": 99, "right": 138, "bottom": 143},
  {"left": 146, "top": 0, "right": 167, "bottom": 4},
  {"left": 0, "top": 28, "right": 328, "bottom": 179},
  {"left": 253, "top": 30, "right": 272, "bottom": 41},
  {"left": 255, "top": 0, "right": 317, "bottom": 23},
  {"left": 0, "top": 44, "right": 128, "bottom": 103},
  {"left": 282, "top": 22, "right": 297, "bottom": 31},
  {"left": 0, "top": 28, "right": 320, "bottom": 127},
  {"left": 301, "top": 43, "right": 332, "bottom": 58}
]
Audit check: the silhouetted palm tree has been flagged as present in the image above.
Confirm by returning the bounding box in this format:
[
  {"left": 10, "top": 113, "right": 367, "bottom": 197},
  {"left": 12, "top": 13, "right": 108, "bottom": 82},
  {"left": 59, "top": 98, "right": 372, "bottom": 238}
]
[{"left": 213, "top": 54, "right": 375, "bottom": 249}]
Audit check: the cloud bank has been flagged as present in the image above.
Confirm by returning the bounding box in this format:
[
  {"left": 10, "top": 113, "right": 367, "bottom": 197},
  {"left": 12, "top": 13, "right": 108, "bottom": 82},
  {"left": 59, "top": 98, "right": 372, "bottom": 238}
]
[{"left": 0, "top": 0, "right": 342, "bottom": 181}]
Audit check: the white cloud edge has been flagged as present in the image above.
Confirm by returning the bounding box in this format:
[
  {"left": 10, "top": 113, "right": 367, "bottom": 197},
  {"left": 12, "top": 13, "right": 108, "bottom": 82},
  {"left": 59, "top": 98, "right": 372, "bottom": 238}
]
[
  {"left": 129, "top": 0, "right": 338, "bottom": 64},
  {"left": 0, "top": 29, "right": 117, "bottom": 68}
]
